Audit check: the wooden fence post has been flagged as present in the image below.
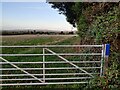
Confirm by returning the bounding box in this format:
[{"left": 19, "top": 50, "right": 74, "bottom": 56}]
[{"left": 104, "top": 44, "right": 110, "bottom": 75}]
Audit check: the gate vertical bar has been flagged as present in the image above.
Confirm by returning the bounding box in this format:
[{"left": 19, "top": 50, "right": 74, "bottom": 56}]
[
  {"left": 100, "top": 44, "right": 104, "bottom": 76},
  {"left": 43, "top": 48, "right": 45, "bottom": 83}
]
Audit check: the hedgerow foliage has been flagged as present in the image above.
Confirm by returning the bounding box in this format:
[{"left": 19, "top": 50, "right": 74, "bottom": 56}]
[{"left": 78, "top": 4, "right": 120, "bottom": 89}]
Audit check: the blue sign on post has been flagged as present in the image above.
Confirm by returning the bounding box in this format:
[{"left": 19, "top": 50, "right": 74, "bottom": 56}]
[{"left": 105, "top": 44, "right": 110, "bottom": 56}]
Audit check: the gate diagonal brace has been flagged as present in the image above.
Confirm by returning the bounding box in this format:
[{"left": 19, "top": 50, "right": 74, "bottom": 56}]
[
  {"left": 45, "top": 48, "right": 94, "bottom": 77},
  {"left": 0, "top": 57, "right": 44, "bottom": 83}
]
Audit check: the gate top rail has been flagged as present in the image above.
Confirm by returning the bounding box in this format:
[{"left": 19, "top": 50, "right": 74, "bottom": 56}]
[{"left": 0, "top": 45, "right": 103, "bottom": 48}]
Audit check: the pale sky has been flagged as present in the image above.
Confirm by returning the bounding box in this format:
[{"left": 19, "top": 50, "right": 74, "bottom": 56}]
[{"left": 1, "top": 2, "right": 77, "bottom": 31}]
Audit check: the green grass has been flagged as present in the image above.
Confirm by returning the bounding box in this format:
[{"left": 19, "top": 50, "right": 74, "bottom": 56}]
[
  {"left": 1, "top": 35, "right": 99, "bottom": 89},
  {"left": 2, "top": 35, "right": 74, "bottom": 45}
]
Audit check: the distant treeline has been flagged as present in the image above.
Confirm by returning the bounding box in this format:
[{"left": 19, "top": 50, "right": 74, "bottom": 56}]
[{"left": 2, "top": 30, "right": 75, "bottom": 35}]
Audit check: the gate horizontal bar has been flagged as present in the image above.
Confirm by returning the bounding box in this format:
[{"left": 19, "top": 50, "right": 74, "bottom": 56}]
[
  {"left": 1, "top": 67, "right": 101, "bottom": 70},
  {"left": 1, "top": 45, "right": 102, "bottom": 48},
  {"left": 0, "top": 77, "right": 92, "bottom": 81},
  {"left": 0, "top": 82, "right": 88, "bottom": 86},
  {"left": 1, "top": 73, "right": 99, "bottom": 76},
  {"left": 0, "top": 57, "right": 44, "bottom": 83},
  {"left": 0, "top": 61, "right": 101, "bottom": 64},
  {"left": 0, "top": 53, "right": 102, "bottom": 56}
]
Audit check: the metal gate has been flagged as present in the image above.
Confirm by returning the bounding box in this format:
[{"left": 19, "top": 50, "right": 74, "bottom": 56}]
[{"left": 0, "top": 44, "right": 109, "bottom": 86}]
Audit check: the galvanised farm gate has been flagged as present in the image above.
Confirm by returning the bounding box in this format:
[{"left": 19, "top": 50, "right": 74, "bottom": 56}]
[{"left": 0, "top": 44, "right": 110, "bottom": 86}]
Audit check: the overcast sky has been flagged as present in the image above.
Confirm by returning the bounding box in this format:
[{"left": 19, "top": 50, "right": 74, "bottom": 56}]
[{"left": 1, "top": 2, "right": 76, "bottom": 31}]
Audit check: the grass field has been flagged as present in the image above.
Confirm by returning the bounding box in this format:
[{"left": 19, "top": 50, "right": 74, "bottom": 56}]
[
  {"left": 1, "top": 35, "right": 101, "bottom": 90},
  {"left": 2, "top": 35, "right": 79, "bottom": 45}
]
